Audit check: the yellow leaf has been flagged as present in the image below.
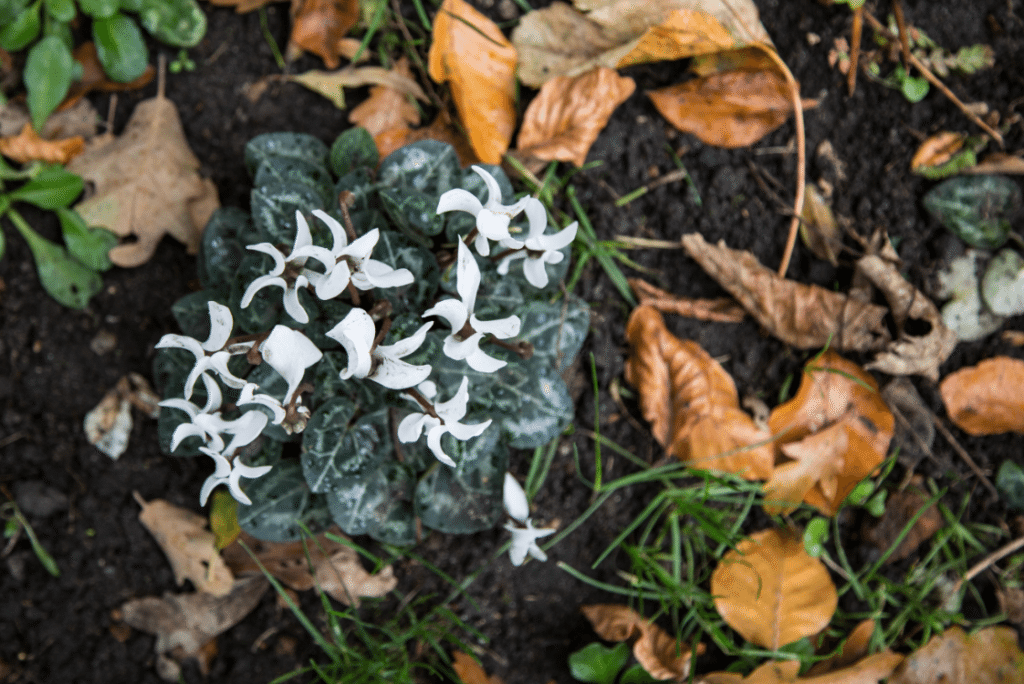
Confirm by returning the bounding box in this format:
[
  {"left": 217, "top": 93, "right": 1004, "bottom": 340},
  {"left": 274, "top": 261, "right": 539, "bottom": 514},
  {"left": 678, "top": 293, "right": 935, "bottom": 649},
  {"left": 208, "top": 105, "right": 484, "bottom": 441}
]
[
  {"left": 617, "top": 9, "right": 738, "bottom": 67},
  {"left": 939, "top": 356, "right": 1024, "bottom": 435},
  {"left": 208, "top": 490, "right": 241, "bottom": 551},
  {"left": 711, "top": 528, "right": 837, "bottom": 650},
  {"left": 428, "top": 0, "right": 517, "bottom": 165}
]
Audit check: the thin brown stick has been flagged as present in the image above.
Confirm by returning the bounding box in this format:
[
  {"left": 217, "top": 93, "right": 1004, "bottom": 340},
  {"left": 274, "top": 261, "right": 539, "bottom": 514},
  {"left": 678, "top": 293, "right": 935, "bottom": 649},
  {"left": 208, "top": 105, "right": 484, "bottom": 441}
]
[
  {"left": 864, "top": 11, "right": 1004, "bottom": 146},
  {"left": 931, "top": 415, "right": 999, "bottom": 498},
  {"left": 892, "top": 0, "right": 912, "bottom": 72},
  {"left": 847, "top": 4, "right": 863, "bottom": 96},
  {"left": 952, "top": 535, "right": 1024, "bottom": 595}
]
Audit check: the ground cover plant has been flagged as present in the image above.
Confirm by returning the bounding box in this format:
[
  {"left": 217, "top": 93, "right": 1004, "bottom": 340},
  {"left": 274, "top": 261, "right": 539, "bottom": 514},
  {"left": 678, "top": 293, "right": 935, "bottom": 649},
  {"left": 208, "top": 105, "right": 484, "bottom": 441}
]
[{"left": 1, "top": 0, "right": 1024, "bottom": 682}]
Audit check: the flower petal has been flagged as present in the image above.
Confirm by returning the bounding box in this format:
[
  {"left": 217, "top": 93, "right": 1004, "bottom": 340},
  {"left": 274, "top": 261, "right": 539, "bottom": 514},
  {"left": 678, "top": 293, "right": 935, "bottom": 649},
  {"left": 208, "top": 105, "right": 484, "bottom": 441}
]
[
  {"left": 523, "top": 257, "right": 550, "bottom": 289},
  {"left": 203, "top": 301, "right": 234, "bottom": 352},
  {"left": 504, "top": 473, "right": 529, "bottom": 523},
  {"left": 240, "top": 274, "right": 286, "bottom": 310},
  {"left": 398, "top": 413, "right": 433, "bottom": 443},
  {"left": 281, "top": 276, "right": 311, "bottom": 324},
  {"left": 352, "top": 259, "right": 414, "bottom": 290},
  {"left": 312, "top": 260, "right": 352, "bottom": 300},
  {"left": 247, "top": 243, "right": 287, "bottom": 275},
  {"left": 426, "top": 424, "right": 457, "bottom": 467},
  {"left": 260, "top": 325, "right": 323, "bottom": 402},
  {"left": 476, "top": 209, "right": 513, "bottom": 241},
  {"left": 372, "top": 356, "right": 433, "bottom": 390},
  {"left": 466, "top": 348, "right": 506, "bottom": 373},
  {"left": 155, "top": 333, "right": 205, "bottom": 360},
  {"left": 445, "top": 418, "right": 490, "bottom": 441},
  {"left": 293, "top": 211, "right": 313, "bottom": 252},
  {"left": 455, "top": 241, "right": 481, "bottom": 314},
  {"left": 423, "top": 299, "right": 468, "bottom": 332},
  {"left": 434, "top": 377, "right": 470, "bottom": 422},
  {"left": 534, "top": 220, "right": 577, "bottom": 251},
  {"left": 523, "top": 198, "right": 548, "bottom": 241},
  {"left": 312, "top": 209, "right": 349, "bottom": 254},
  {"left": 470, "top": 313, "right": 520, "bottom": 339},
  {"left": 437, "top": 188, "right": 483, "bottom": 216},
  {"left": 326, "top": 308, "right": 375, "bottom": 379},
  {"left": 222, "top": 410, "right": 269, "bottom": 454},
  {"left": 378, "top": 322, "right": 432, "bottom": 360}
]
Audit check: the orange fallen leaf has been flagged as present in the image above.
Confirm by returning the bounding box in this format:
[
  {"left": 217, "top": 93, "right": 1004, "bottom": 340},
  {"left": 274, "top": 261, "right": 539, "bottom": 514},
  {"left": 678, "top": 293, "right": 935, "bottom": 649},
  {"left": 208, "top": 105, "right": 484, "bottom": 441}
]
[
  {"left": 711, "top": 528, "right": 837, "bottom": 650},
  {"left": 581, "top": 604, "right": 705, "bottom": 681},
  {"left": 767, "top": 351, "right": 893, "bottom": 516},
  {"left": 288, "top": 64, "right": 427, "bottom": 110},
  {"left": 452, "top": 651, "right": 504, "bottom": 684},
  {"left": 701, "top": 652, "right": 903, "bottom": 684},
  {"left": 805, "top": 619, "right": 877, "bottom": 676},
  {"left": 910, "top": 131, "right": 966, "bottom": 172},
  {"left": 0, "top": 122, "right": 84, "bottom": 164},
  {"left": 428, "top": 0, "right": 517, "bottom": 165},
  {"left": 863, "top": 476, "right": 942, "bottom": 563},
  {"left": 629, "top": 277, "right": 746, "bottom": 323},
  {"left": 889, "top": 625, "right": 1024, "bottom": 684},
  {"left": 348, "top": 57, "right": 421, "bottom": 139},
  {"left": 625, "top": 304, "right": 774, "bottom": 480},
  {"left": 374, "top": 109, "right": 480, "bottom": 167},
  {"left": 799, "top": 183, "right": 841, "bottom": 266},
  {"left": 516, "top": 66, "right": 635, "bottom": 168},
  {"left": 939, "top": 356, "right": 1024, "bottom": 435},
  {"left": 288, "top": 0, "right": 360, "bottom": 69}
]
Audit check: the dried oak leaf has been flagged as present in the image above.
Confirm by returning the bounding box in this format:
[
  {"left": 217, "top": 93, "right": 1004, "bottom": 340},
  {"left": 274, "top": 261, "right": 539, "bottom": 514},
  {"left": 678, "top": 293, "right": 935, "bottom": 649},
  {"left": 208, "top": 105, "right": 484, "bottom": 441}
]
[
  {"left": 133, "top": 493, "right": 234, "bottom": 597},
  {"left": 625, "top": 305, "right": 774, "bottom": 480},
  {"left": 67, "top": 87, "right": 219, "bottom": 267},
  {"left": 348, "top": 57, "right": 421, "bottom": 139},
  {"left": 681, "top": 233, "right": 890, "bottom": 352},
  {"left": 581, "top": 604, "right": 705, "bottom": 681},
  {"left": 630, "top": 277, "right": 746, "bottom": 323},
  {"left": 939, "top": 356, "right": 1024, "bottom": 435},
  {"left": 428, "top": 0, "right": 517, "bottom": 165},
  {"left": 289, "top": 63, "right": 427, "bottom": 109},
  {"left": 288, "top": 0, "right": 360, "bottom": 69},
  {"left": 700, "top": 652, "right": 903, "bottom": 684},
  {"left": 0, "top": 122, "right": 84, "bottom": 164},
  {"left": 863, "top": 476, "right": 942, "bottom": 563},
  {"left": 452, "top": 652, "right": 505, "bottom": 684},
  {"left": 889, "top": 625, "right": 1024, "bottom": 684},
  {"left": 855, "top": 254, "right": 957, "bottom": 381},
  {"left": 711, "top": 528, "right": 837, "bottom": 650},
  {"left": 766, "top": 351, "right": 894, "bottom": 516},
  {"left": 516, "top": 66, "right": 635, "bottom": 168},
  {"left": 121, "top": 576, "right": 268, "bottom": 682}
]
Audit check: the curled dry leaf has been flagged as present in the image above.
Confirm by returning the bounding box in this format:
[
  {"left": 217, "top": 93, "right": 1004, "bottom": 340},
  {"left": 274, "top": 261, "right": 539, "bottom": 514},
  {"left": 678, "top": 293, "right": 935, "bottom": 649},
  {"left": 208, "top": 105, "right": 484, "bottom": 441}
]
[
  {"left": 133, "top": 493, "right": 235, "bottom": 597},
  {"left": 348, "top": 57, "right": 421, "bottom": 140},
  {"left": 889, "top": 625, "right": 1024, "bottom": 684},
  {"left": 700, "top": 652, "right": 903, "bottom": 684},
  {"left": 83, "top": 376, "right": 134, "bottom": 459},
  {"left": 516, "top": 66, "right": 635, "bottom": 168},
  {"left": 0, "top": 123, "right": 84, "bottom": 164},
  {"left": 625, "top": 305, "right": 774, "bottom": 480},
  {"left": 428, "top": 0, "right": 517, "bottom": 165},
  {"left": 939, "top": 356, "right": 1024, "bottom": 435},
  {"left": 799, "top": 183, "right": 842, "bottom": 266},
  {"left": 805, "top": 619, "right": 876, "bottom": 676},
  {"left": 711, "top": 528, "right": 837, "bottom": 650},
  {"left": 766, "top": 351, "right": 893, "bottom": 516},
  {"left": 681, "top": 233, "right": 890, "bottom": 352},
  {"left": 581, "top": 604, "right": 705, "bottom": 681},
  {"left": 863, "top": 476, "right": 942, "bottom": 563},
  {"left": 630, "top": 277, "right": 746, "bottom": 323},
  {"left": 910, "top": 131, "right": 966, "bottom": 173},
  {"left": 288, "top": 0, "right": 360, "bottom": 69},
  {"left": 452, "top": 651, "right": 505, "bottom": 684},
  {"left": 67, "top": 86, "right": 219, "bottom": 267},
  {"left": 374, "top": 109, "right": 480, "bottom": 166},
  {"left": 290, "top": 64, "right": 428, "bottom": 110}
]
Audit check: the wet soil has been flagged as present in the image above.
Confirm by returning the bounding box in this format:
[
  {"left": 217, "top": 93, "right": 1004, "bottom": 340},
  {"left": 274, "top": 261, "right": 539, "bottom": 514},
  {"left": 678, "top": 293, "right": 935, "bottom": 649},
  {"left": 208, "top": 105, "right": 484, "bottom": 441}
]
[{"left": 1, "top": 0, "right": 1023, "bottom": 682}]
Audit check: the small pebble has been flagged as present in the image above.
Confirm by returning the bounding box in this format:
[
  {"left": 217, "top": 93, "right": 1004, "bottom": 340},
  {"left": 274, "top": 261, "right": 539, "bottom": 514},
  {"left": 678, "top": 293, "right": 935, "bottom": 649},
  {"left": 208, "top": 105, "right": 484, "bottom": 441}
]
[{"left": 90, "top": 330, "right": 117, "bottom": 355}]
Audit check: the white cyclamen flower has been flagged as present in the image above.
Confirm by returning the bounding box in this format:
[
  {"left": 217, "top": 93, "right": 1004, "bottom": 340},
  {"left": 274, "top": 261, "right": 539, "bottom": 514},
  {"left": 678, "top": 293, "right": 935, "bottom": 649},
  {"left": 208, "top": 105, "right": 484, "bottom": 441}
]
[
  {"left": 237, "top": 382, "right": 287, "bottom": 424},
  {"left": 155, "top": 301, "right": 248, "bottom": 400},
  {"left": 423, "top": 241, "right": 520, "bottom": 373},
  {"left": 503, "top": 472, "right": 530, "bottom": 523},
  {"left": 258, "top": 325, "right": 323, "bottom": 408},
  {"left": 160, "top": 375, "right": 269, "bottom": 453},
  {"left": 502, "top": 472, "right": 556, "bottom": 566},
  {"left": 198, "top": 446, "right": 273, "bottom": 506},
  {"left": 325, "top": 308, "right": 433, "bottom": 390},
  {"left": 397, "top": 377, "right": 491, "bottom": 467},
  {"left": 309, "top": 210, "right": 414, "bottom": 294},
  {"left": 497, "top": 199, "right": 578, "bottom": 289},
  {"left": 437, "top": 166, "right": 528, "bottom": 256}
]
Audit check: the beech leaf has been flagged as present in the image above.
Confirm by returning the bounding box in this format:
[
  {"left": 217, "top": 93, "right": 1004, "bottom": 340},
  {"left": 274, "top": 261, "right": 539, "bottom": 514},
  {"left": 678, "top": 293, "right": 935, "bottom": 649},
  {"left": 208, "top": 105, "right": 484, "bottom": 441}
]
[
  {"left": 581, "top": 604, "right": 705, "bottom": 681},
  {"left": 452, "top": 652, "right": 505, "bottom": 684},
  {"left": 939, "top": 356, "right": 1024, "bottom": 435},
  {"left": 701, "top": 652, "right": 903, "bottom": 684},
  {"left": 889, "top": 626, "right": 1024, "bottom": 684},
  {"left": 288, "top": 0, "right": 360, "bottom": 70},
  {"left": 711, "top": 528, "right": 837, "bottom": 650},
  {"left": 630, "top": 277, "right": 746, "bottom": 322},
  {"left": 624, "top": 304, "right": 774, "bottom": 480},
  {"left": 348, "top": 57, "right": 421, "bottom": 140}
]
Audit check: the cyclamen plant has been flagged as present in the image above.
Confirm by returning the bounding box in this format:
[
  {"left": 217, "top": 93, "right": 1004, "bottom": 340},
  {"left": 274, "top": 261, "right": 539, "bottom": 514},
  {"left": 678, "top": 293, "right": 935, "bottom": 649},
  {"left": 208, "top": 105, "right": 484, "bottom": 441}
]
[{"left": 154, "top": 129, "right": 588, "bottom": 558}]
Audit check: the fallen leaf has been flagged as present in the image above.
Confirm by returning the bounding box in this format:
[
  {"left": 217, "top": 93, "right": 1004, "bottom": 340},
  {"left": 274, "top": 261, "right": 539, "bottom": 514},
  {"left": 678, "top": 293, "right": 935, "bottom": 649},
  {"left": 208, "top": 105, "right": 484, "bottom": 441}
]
[
  {"left": 701, "top": 652, "right": 903, "bottom": 684},
  {"left": 889, "top": 625, "right": 1024, "bottom": 684},
  {"left": 939, "top": 356, "right": 1024, "bottom": 435},
  {"left": 855, "top": 254, "right": 958, "bottom": 381},
  {"left": 630, "top": 277, "right": 746, "bottom": 323},
  {"left": 935, "top": 249, "right": 1006, "bottom": 342},
  {"left": 0, "top": 98, "right": 99, "bottom": 140},
  {"left": 799, "top": 183, "right": 841, "bottom": 266},
  {"left": 67, "top": 83, "right": 220, "bottom": 267},
  {"left": 121, "top": 576, "right": 268, "bottom": 682},
  {"left": 863, "top": 476, "right": 942, "bottom": 563},
  {"left": 63, "top": 42, "right": 155, "bottom": 109},
  {"left": 581, "top": 604, "right": 705, "bottom": 681},
  {"left": 680, "top": 233, "right": 891, "bottom": 352},
  {"left": 83, "top": 376, "right": 134, "bottom": 459},
  {"left": 516, "top": 66, "right": 635, "bottom": 167},
  {"left": 767, "top": 351, "right": 894, "bottom": 516},
  {"left": 206, "top": 0, "right": 276, "bottom": 11},
  {"left": 452, "top": 651, "right": 505, "bottom": 684},
  {"left": 624, "top": 305, "right": 774, "bottom": 479},
  {"left": 711, "top": 528, "right": 837, "bottom": 650},
  {"left": 289, "top": 64, "right": 427, "bottom": 110},
  {"left": 314, "top": 546, "right": 397, "bottom": 606},
  {"left": 1002, "top": 330, "right": 1024, "bottom": 346},
  {"left": 966, "top": 152, "right": 1024, "bottom": 175},
  {"left": 911, "top": 131, "right": 967, "bottom": 173},
  {"left": 763, "top": 421, "right": 847, "bottom": 515},
  {"left": 0, "top": 123, "right": 84, "bottom": 164},
  {"left": 134, "top": 492, "right": 235, "bottom": 597},
  {"left": 374, "top": 110, "right": 480, "bottom": 166},
  {"left": 428, "top": 0, "right": 518, "bottom": 164},
  {"left": 805, "top": 619, "right": 876, "bottom": 676},
  {"left": 649, "top": 67, "right": 815, "bottom": 148},
  {"left": 288, "top": 0, "right": 360, "bottom": 69},
  {"left": 348, "top": 57, "right": 421, "bottom": 139},
  {"left": 882, "top": 378, "right": 937, "bottom": 468},
  {"left": 700, "top": 660, "right": 801, "bottom": 683}
]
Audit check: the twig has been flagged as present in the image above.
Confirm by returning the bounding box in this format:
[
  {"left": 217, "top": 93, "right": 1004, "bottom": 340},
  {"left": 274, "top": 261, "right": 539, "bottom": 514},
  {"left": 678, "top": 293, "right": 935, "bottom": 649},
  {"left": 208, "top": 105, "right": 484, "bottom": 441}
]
[
  {"left": 848, "top": 4, "right": 863, "bottom": 96},
  {"left": 892, "top": 0, "right": 912, "bottom": 72},
  {"left": 863, "top": 10, "right": 1004, "bottom": 146},
  {"left": 952, "top": 535, "right": 1024, "bottom": 595},
  {"left": 931, "top": 415, "right": 999, "bottom": 498},
  {"left": 613, "top": 236, "right": 682, "bottom": 250}
]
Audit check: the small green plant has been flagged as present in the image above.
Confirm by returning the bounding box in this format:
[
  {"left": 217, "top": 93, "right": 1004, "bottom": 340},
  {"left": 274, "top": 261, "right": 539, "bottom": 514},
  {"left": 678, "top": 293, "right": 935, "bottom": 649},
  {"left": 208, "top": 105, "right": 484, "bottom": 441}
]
[
  {"left": 0, "top": 0, "right": 207, "bottom": 131},
  {"left": 1, "top": 488, "right": 60, "bottom": 577},
  {"left": 0, "top": 156, "right": 116, "bottom": 307},
  {"left": 569, "top": 642, "right": 657, "bottom": 684},
  {"left": 168, "top": 48, "right": 196, "bottom": 73}
]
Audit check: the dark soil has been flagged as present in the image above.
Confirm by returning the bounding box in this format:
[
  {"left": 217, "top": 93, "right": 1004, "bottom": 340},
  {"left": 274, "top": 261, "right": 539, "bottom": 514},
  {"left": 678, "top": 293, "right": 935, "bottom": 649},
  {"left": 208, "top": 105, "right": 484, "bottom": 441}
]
[{"left": 2, "top": 0, "right": 1023, "bottom": 682}]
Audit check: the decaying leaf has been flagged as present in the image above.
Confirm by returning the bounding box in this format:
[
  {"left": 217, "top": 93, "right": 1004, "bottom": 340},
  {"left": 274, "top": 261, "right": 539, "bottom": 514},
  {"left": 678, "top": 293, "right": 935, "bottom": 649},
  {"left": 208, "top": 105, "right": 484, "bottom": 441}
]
[
  {"left": 767, "top": 351, "right": 894, "bottom": 516},
  {"left": 935, "top": 250, "right": 1006, "bottom": 342},
  {"left": 624, "top": 305, "right": 774, "bottom": 480},
  {"left": 516, "top": 66, "right": 635, "bottom": 168},
  {"left": 452, "top": 651, "right": 505, "bottom": 684},
  {"left": 967, "top": 152, "right": 1024, "bottom": 175},
  {"left": 84, "top": 376, "right": 134, "bottom": 459},
  {"left": 0, "top": 123, "right": 84, "bottom": 164},
  {"left": 288, "top": 0, "right": 360, "bottom": 69},
  {"left": 882, "top": 378, "right": 937, "bottom": 468},
  {"left": 134, "top": 493, "right": 235, "bottom": 597},
  {"left": 680, "top": 233, "right": 890, "bottom": 352},
  {"left": 428, "top": 0, "right": 517, "bottom": 164},
  {"left": 348, "top": 57, "right": 421, "bottom": 139},
  {"left": 289, "top": 63, "right": 427, "bottom": 110},
  {"left": 700, "top": 652, "right": 903, "bottom": 684},
  {"left": 910, "top": 131, "right": 969, "bottom": 176},
  {"left": 630, "top": 277, "right": 746, "bottom": 323},
  {"left": 711, "top": 528, "right": 837, "bottom": 650},
  {"left": 0, "top": 98, "right": 99, "bottom": 140},
  {"left": 581, "top": 604, "right": 705, "bottom": 681},
  {"left": 121, "top": 576, "right": 268, "bottom": 682},
  {"left": 67, "top": 83, "right": 220, "bottom": 267},
  {"left": 863, "top": 476, "right": 942, "bottom": 563},
  {"left": 889, "top": 625, "right": 1024, "bottom": 684},
  {"left": 222, "top": 528, "right": 396, "bottom": 606},
  {"left": 374, "top": 109, "right": 480, "bottom": 166},
  {"left": 799, "top": 183, "right": 842, "bottom": 266},
  {"left": 939, "top": 356, "right": 1024, "bottom": 435},
  {"left": 805, "top": 619, "right": 876, "bottom": 676}
]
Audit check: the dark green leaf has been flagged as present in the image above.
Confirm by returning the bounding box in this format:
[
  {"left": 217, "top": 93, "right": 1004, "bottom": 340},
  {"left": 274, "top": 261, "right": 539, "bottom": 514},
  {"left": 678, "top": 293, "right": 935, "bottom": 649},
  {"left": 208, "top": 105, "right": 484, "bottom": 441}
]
[
  {"left": 229, "top": 251, "right": 301, "bottom": 334},
  {"left": 250, "top": 180, "right": 328, "bottom": 246},
  {"left": 0, "top": 0, "right": 30, "bottom": 26},
  {"left": 78, "top": 0, "right": 119, "bottom": 18},
  {"left": 923, "top": 175, "right": 1023, "bottom": 249},
  {"left": 326, "top": 461, "right": 416, "bottom": 545},
  {"left": 245, "top": 132, "right": 330, "bottom": 179},
  {"left": 370, "top": 226, "right": 440, "bottom": 311},
  {"left": 0, "top": 2, "right": 40, "bottom": 51},
  {"left": 252, "top": 156, "right": 334, "bottom": 208},
  {"left": 43, "top": 0, "right": 75, "bottom": 22},
  {"left": 619, "top": 664, "right": 658, "bottom": 684},
  {"left": 24, "top": 36, "right": 73, "bottom": 131},
  {"left": 569, "top": 642, "right": 630, "bottom": 684},
  {"left": 515, "top": 294, "right": 590, "bottom": 373},
  {"left": 7, "top": 164, "right": 82, "bottom": 208},
  {"left": 199, "top": 207, "right": 248, "bottom": 294},
  {"left": 330, "top": 127, "right": 379, "bottom": 176},
  {"left": 377, "top": 140, "right": 462, "bottom": 239},
  {"left": 238, "top": 459, "right": 333, "bottom": 542},
  {"left": 302, "top": 400, "right": 386, "bottom": 493},
  {"left": 56, "top": 207, "right": 115, "bottom": 271},
  {"left": 18, "top": 221, "right": 101, "bottom": 308},
  {"left": 93, "top": 13, "right": 148, "bottom": 82},
  {"left": 136, "top": 0, "right": 206, "bottom": 47},
  {"left": 171, "top": 290, "right": 220, "bottom": 340},
  {"left": 997, "top": 461, "right": 1024, "bottom": 511},
  {"left": 311, "top": 351, "right": 384, "bottom": 413}
]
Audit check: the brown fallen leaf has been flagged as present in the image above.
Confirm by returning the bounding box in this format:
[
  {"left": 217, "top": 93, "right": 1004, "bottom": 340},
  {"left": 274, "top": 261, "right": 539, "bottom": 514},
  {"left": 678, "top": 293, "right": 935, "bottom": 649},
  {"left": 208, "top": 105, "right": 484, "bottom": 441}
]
[
  {"left": 0, "top": 122, "right": 84, "bottom": 164},
  {"left": 206, "top": 0, "right": 275, "bottom": 11},
  {"left": 630, "top": 277, "right": 746, "bottom": 323},
  {"left": 374, "top": 110, "right": 480, "bottom": 167},
  {"left": 763, "top": 420, "right": 847, "bottom": 515},
  {"left": 0, "top": 98, "right": 99, "bottom": 140},
  {"left": 625, "top": 305, "right": 774, "bottom": 480},
  {"left": 452, "top": 651, "right": 505, "bottom": 684},
  {"left": 889, "top": 625, "right": 1024, "bottom": 684},
  {"left": 863, "top": 476, "right": 942, "bottom": 563},
  {"left": 939, "top": 356, "right": 1024, "bottom": 435},
  {"left": 799, "top": 183, "right": 841, "bottom": 266},
  {"left": 134, "top": 493, "right": 235, "bottom": 597},
  {"left": 701, "top": 652, "right": 903, "bottom": 684},
  {"left": 428, "top": 0, "right": 517, "bottom": 165},
  {"left": 805, "top": 619, "right": 876, "bottom": 676},
  {"left": 516, "top": 66, "right": 635, "bottom": 168},
  {"left": 348, "top": 57, "right": 421, "bottom": 140},
  {"left": 910, "top": 131, "right": 966, "bottom": 173},
  {"left": 680, "top": 233, "right": 890, "bottom": 352},
  {"left": 67, "top": 79, "right": 219, "bottom": 267},
  {"left": 966, "top": 152, "right": 1024, "bottom": 175},
  {"left": 855, "top": 254, "right": 957, "bottom": 381},
  {"left": 289, "top": 64, "right": 427, "bottom": 110},
  {"left": 288, "top": 0, "right": 360, "bottom": 69},
  {"left": 121, "top": 576, "right": 268, "bottom": 682},
  {"left": 63, "top": 42, "right": 155, "bottom": 109},
  {"left": 581, "top": 604, "right": 705, "bottom": 681},
  {"left": 83, "top": 376, "right": 134, "bottom": 459},
  {"left": 711, "top": 528, "right": 837, "bottom": 650}
]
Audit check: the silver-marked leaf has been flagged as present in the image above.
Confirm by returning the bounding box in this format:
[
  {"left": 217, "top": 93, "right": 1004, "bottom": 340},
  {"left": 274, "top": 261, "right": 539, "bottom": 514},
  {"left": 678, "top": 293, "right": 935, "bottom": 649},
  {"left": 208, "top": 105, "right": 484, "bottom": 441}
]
[
  {"left": 378, "top": 140, "right": 462, "bottom": 238},
  {"left": 250, "top": 181, "right": 329, "bottom": 245},
  {"left": 245, "top": 132, "right": 330, "bottom": 179},
  {"left": 330, "top": 127, "right": 378, "bottom": 177},
  {"left": 237, "top": 459, "right": 332, "bottom": 542},
  {"left": 516, "top": 294, "right": 590, "bottom": 373},
  {"left": 199, "top": 207, "right": 249, "bottom": 295},
  {"left": 302, "top": 405, "right": 388, "bottom": 493},
  {"left": 487, "top": 357, "right": 574, "bottom": 448},
  {"left": 326, "top": 461, "right": 416, "bottom": 545}
]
